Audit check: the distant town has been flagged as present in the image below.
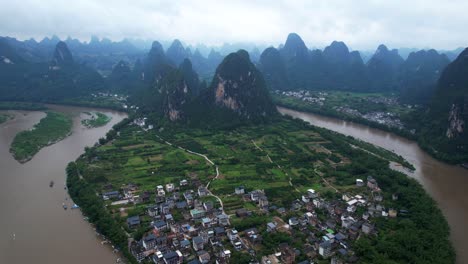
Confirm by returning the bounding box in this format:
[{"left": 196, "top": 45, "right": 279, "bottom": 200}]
[{"left": 276, "top": 90, "right": 407, "bottom": 131}]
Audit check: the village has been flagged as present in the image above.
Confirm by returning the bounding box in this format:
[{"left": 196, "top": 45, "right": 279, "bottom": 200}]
[
  {"left": 276, "top": 90, "right": 406, "bottom": 130},
  {"left": 101, "top": 169, "right": 400, "bottom": 264}
]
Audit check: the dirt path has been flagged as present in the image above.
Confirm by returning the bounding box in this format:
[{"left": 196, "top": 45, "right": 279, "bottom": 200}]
[
  {"left": 156, "top": 135, "right": 226, "bottom": 216},
  {"left": 251, "top": 139, "right": 300, "bottom": 192},
  {"left": 314, "top": 167, "right": 339, "bottom": 193}
]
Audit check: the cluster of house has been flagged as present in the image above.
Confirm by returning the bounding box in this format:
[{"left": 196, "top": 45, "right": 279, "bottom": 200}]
[
  {"left": 102, "top": 174, "right": 400, "bottom": 263},
  {"left": 133, "top": 117, "right": 154, "bottom": 130},
  {"left": 276, "top": 90, "right": 327, "bottom": 106},
  {"left": 90, "top": 92, "right": 129, "bottom": 108},
  {"left": 103, "top": 180, "right": 234, "bottom": 264},
  {"left": 233, "top": 176, "right": 399, "bottom": 264}
]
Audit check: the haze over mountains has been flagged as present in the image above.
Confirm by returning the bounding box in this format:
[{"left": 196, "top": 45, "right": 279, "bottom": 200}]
[
  {"left": 0, "top": 32, "right": 467, "bottom": 159},
  {"left": 0, "top": 34, "right": 462, "bottom": 79}
]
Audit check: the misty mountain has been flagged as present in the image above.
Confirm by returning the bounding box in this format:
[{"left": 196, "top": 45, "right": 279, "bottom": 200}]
[
  {"left": 143, "top": 41, "right": 174, "bottom": 85},
  {"left": 205, "top": 49, "right": 277, "bottom": 120},
  {"left": 179, "top": 59, "right": 200, "bottom": 96},
  {"left": 279, "top": 33, "right": 315, "bottom": 90},
  {"left": 322, "top": 41, "right": 369, "bottom": 91},
  {"left": 398, "top": 50, "right": 450, "bottom": 104},
  {"left": 260, "top": 34, "right": 369, "bottom": 91},
  {"left": 259, "top": 47, "right": 289, "bottom": 91},
  {"left": 419, "top": 48, "right": 468, "bottom": 161},
  {"left": 0, "top": 41, "right": 106, "bottom": 101},
  {"left": 166, "top": 39, "right": 191, "bottom": 66},
  {"left": 367, "top": 44, "right": 404, "bottom": 91},
  {"left": 51, "top": 41, "right": 73, "bottom": 66}
]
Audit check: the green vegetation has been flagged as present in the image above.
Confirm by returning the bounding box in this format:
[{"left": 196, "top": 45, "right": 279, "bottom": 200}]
[
  {"left": 273, "top": 92, "right": 418, "bottom": 139},
  {"left": 59, "top": 94, "right": 127, "bottom": 111},
  {"left": 274, "top": 91, "right": 468, "bottom": 164},
  {"left": 70, "top": 114, "right": 453, "bottom": 263},
  {"left": 66, "top": 162, "right": 138, "bottom": 264},
  {"left": 81, "top": 112, "right": 112, "bottom": 128},
  {"left": 10, "top": 111, "right": 73, "bottom": 162},
  {"left": 0, "top": 113, "right": 12, "bottom": 124},
  {"left": 416, "top": 48, "right": 468, "bottom": 164},
  {"left": 0, "top": 101, "right": 47, "bottom": 111}
]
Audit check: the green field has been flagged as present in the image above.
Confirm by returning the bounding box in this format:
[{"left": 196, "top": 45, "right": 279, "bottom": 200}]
[
  {"left": 81, "top": 112, "right": 112, "bottom": 128},
  {"left": 10, "top": 111, "right": 73, "bottom": 162}
]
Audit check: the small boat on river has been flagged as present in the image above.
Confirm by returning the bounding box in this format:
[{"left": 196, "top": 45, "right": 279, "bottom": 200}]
[{"left": 62, "top": 203, "right": 67, "bottom": 210}]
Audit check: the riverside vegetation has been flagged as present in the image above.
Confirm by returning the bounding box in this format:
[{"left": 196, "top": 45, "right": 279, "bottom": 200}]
[
  {"left": 0, "top": 113, "right": 12, "bottom": 124},
  {"left": 0, "top": 101, "right": 47, "bottom": 111},
  {"left": 81, "top": 111, "right": 112, "bottom": 128},
  {"left": 273, "top": 91, "right": 420, "bottom": 140},
  {"left": 10, "top": 111, "right": 72, "bottom": 162},
  {"left": 67, "top": 115, "right": 453, "bottom": 263}
]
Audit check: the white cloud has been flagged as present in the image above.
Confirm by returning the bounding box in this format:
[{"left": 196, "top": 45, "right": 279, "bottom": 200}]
[{"left": 0, "top": 0, "right": 467, "bottom": 50}]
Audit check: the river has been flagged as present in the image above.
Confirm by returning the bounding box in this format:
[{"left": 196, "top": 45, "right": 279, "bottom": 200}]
[
  {"left": 278, "top": 106, "right": 468, "bottom": 264},
  {"left": 0, "top": 105, "right": 127, "bottom": 264}
]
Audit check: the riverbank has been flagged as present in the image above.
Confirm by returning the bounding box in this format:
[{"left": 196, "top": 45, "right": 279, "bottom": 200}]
[
  {"left": 278, "top": 106, "right": 468, "bottom": 264},
  {"left": 0, "top": 113, "right": 12, "bottom": 124},
  {"left": 0, "top": 101, "right": 48, "bottom": 111},
  {"left": 10, "top": 111, "right": 73, "bottom": 163},
  {"left": 273, "top": 94, "right": 418, "bottom": 139},
  {"left": 0, "top": 106, "right": 127, "bottom": 264},
  {"left": 274, "top": 95, "right": 467, "bottom": 164},
  {"left": 68, "top": 113, "right": 453, "bottom": 263}
]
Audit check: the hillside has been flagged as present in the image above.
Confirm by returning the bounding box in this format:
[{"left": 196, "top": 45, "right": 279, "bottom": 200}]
[{"left": 419, "top": 48, "right": 468, "bottom": 162}]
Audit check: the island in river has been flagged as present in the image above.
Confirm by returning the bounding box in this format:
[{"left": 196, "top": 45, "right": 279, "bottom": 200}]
[
  {"left": 10, "top": 111, "right": 73, "bottom": 163},
  {"left": 81, "top": 111, "right": 112, "bottom": 128},
  {"left": 0, "top": 105, "right": 127, "bottom": 264}
]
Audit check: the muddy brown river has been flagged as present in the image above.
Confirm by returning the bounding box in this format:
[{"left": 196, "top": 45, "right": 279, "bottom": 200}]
[
  {"left": 278, "top": 106, "right": 468, "bottom": 264},
  {"left": 0, "top": 105, "right": 126, "bottom": 264}
]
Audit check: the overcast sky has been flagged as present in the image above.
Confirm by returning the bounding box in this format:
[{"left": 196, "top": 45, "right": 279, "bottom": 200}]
[{"left": 1, "top": 0, "right": 466, "bottom": 50}]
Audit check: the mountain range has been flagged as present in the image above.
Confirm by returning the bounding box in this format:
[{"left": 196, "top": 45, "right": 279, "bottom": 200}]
[
  {"left": 0, "top": 33, "right": 467, "bottom": 160},
  {"left": 419, "top": 48, "right": 468, "bottom": 161},
  {"left": 258, "top": 33, "right": 454, "bottom": 104}
]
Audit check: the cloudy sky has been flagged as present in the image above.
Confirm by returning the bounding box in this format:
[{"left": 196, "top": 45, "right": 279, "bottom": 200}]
[{"left": 1, "top": 0, "right": 466, "bottom": 50}]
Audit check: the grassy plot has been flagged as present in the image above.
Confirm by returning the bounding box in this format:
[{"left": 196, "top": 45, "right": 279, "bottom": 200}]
[
  {"left": 10, "top": 111, "right": 72, "bottom": 162},
  {"left": 80, "top": 125, "right": 214, "bottom": 191},
  {"left": 81, "top": 112, "right": 112, "bottom": 128}
]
